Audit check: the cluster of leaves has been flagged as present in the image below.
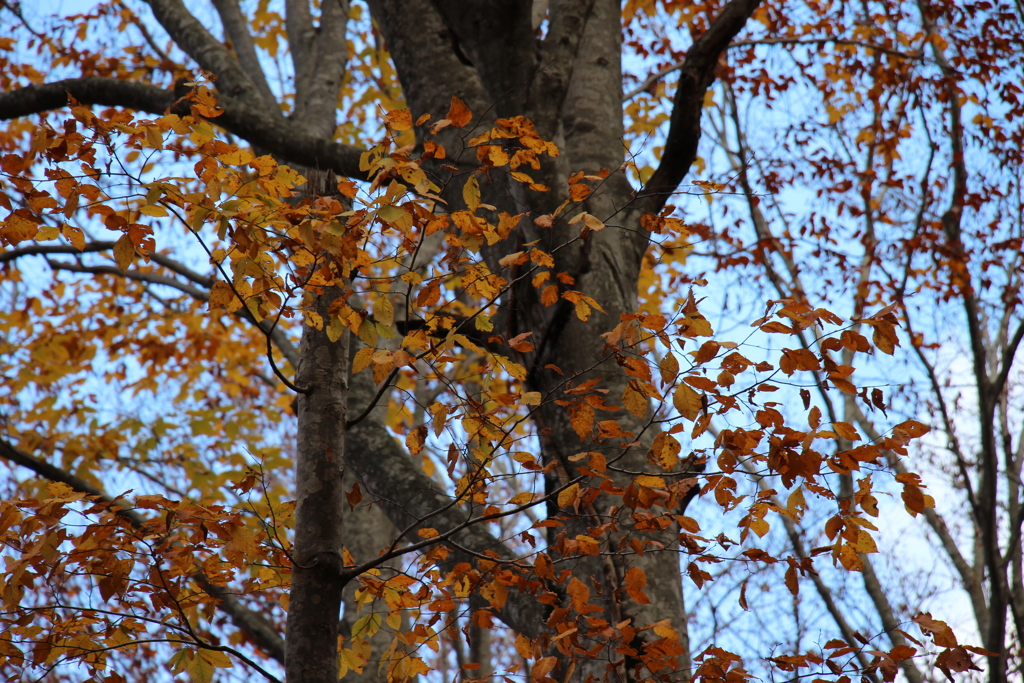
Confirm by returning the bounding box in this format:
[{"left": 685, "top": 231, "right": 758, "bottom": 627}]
[{"left": 0, "top": 79, "right": 977, "bottom": 683}]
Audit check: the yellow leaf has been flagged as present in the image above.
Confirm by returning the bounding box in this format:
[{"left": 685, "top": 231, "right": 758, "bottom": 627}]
[
  {"left": 463, "top": 174, "right": 481, "bottom": 211},
  {"left": 508, "top": 492, "right": 534, "bottom": 505},
  {"left": 557, "top": 483, "right": 580, "bottom": 508},
  {"left": 352, "top": 347, "right": 374, "bottom": 374},
  {"left": 217, "top": 148, "right": 254, "bottom": 165},
  {"left": 652, "top": 619, "right": 679, "bottom": 641},
  {"left": 113, "top": 234, "right": 134, "bottom": 273},
  {"left": 417, "top": 527, "right": 438, "bottom": 538},
  {"left": 787, "top": 486, "right": 806, "bottom": 520},
  {"left": 622, "top": 380, "right": 647, "bottom": 418},
  {"left": 384, "top": 109, "right": 413, "bottom": 131},
  {"left": 303, "top": 310, "right": 324, "bottom": 330},
  {"left": 659, "top": 353, "right": 679, "bottom": 384},
  {"left": 836, "top": 543, "right": 863, "bottom": 571},
  {"left": 352, "top": 613, "right": 382, "bottom": 638},
  {"left": 198, "top": 650, "right": 232, "bottom": 668},
  {"left": 521, "top": 391, "right": 541, "bottom": 405},
  {"left": 852, "top": 529, "right": 877, "bottom": 553},
  {"left": 372, "top": 296, "right": 394, "bottom": 328},
  {"left": 636, "top": 475, "right": 666, "bottom": 488},
  {"left": 673, "top": 384, "right": 702, "bottom": 421},
  {"left": 60, "top": 223, "right": 84, "bottom": 251},
  {"left": 187, "top": 652, "right": 215, "bottom": 683}
]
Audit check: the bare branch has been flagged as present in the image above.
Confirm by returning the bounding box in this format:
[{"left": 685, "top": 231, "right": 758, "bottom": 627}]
[
  {"left": 848, "top": 400, "right": 991, "bottom": 632},
  {"left": 285, "top": 0, "right": 316, "bottom": 115},
  {"left": 528, "top": 0, "right": 597, "bottom": 135},
  {"left": 114, "top": 0, "right": 174, "bottom": 65},
  {"left": 625, "top": 37, "right": 925, "bottom": 101},
  {"left": 211, "top": 0, "right": 279, "bottom": 108},
  {"left": 735, "top": 453, "right": 880, "bottom": 681},
  {"left": 638, "top": 0, "right": 761, "bottom": 213},
  {"left": 0, "top": 240, "right": 118, "bottom": 264},
  {"left": 42, "top": 256, "right": 299, "bottom": 368},
  {"left": 859, "top": 554, "right": 925, "bottom": 683},
  {"left": 0, "top": 437, "right": 145, "bottom": 526},
  {"left": 141, "top": 0, "right": 267, "bottom": 107},
  {"left": 993, "top": 318, "right": 1024, "bottom": 398},
  {"left": 48, "top": 260, "right": 212, "bottom": 300},
  {"left": 293, "top": 0, "right": 352, "bottom": 138}
]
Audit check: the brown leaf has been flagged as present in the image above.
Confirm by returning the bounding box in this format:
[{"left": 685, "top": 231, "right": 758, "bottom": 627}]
[{"left": 693, "top": 340, "right": 720, "bottom": 365}]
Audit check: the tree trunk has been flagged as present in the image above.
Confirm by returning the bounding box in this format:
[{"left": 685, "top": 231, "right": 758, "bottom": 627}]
[{"left": 286, "top": 289, "right": 351, "bottom": 683}]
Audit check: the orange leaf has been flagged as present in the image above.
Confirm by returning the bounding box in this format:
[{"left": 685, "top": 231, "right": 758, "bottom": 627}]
[
  {"left": 833, "top": 421, "right": 861, "bottom": 441},
  {"left": 693, "top": 340, "right": 720, "bottom": 365},
  {"left": 567, "top": 576, "right": 589, "bottom": 612},
  {"left": 446, "top": 96, "right": 473, "bottom": 127},
  {"left": 384, "top": 108, "right": 413, "bottom": 131}
]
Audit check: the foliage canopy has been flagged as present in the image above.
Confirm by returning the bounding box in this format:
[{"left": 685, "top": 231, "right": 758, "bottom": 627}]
[{"left": 0, "top": 1, "right": 1021, "bottom": 683}]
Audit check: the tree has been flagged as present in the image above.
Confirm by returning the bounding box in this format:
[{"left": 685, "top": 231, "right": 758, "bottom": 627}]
[{"left": 0, "top": 1, "right": 1016, "bottom": 683}]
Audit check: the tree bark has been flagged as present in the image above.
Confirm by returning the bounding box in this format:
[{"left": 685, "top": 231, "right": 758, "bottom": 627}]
[{"left": 285, "top": 289, "right": 351, "bottom": 683}]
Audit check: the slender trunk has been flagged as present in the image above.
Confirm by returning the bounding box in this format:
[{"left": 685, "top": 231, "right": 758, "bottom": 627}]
[{"left": 286, "top": 288, "right": 351, "bottom": 683}]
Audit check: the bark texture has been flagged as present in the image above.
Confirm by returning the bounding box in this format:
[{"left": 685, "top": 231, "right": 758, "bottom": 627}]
[{"left": 286, "top": 290, "right": 351, "bottom": 683}]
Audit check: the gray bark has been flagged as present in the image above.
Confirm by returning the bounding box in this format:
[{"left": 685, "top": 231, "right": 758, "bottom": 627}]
[{"left": 285, "top": 290, "right": 351, "bottom": 683}]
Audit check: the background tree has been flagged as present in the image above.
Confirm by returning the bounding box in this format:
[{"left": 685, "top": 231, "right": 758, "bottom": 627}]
[{"left": 0, "top": 1, "right": 1016, "bottom": 683}]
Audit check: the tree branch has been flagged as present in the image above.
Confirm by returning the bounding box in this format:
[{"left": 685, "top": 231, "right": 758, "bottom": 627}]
[
  {"left": 848, "top": 400, "right": 991, "bottom": 632},
  {"left": 527, "top": 0, "right": 597, "bottom": 136},
  {"left": 39, "top": 254, "right": 300, "bottom": 367},
  {"left": 285, "top": 0, "right": 316, "bottom": 121},
  {"left": 735, "top": 454, "right": 880, "bottom": 681},
  {"left": 211, "top": 0, "right": 279, "bottom": 108},
  {"left": 638, "top": 0, "right": 761, "bottom": 213},
  {"left": 48, "top": 260, "right": 212, "bottom": 301},
  {"left": 344, "top": 366, "right": 546, "bottom": 638},
  {"left": 625, "top": 37, "right": 925, "bottom": 101},
  {"left": 292, "top": 0, "right": 352, "bottom": 139},
  {"left": 0, "top": 78, "right": 368, "bottom": 180},
  {"left": 993, "top": 318, "right": 1024, "bottom": 399},
  {"left": 0, "top": 240, "right": 118, "bottom": 264},
  {"left": 141, "top": 0, "right": 265, "bottom": 106}
]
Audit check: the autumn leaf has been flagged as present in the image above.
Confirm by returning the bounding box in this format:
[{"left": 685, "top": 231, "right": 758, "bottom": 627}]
[
  {"left": 446, "top": 96, "right": 473, "bottom": 127},
  {"left": 622, "top": 380, "right": 648, "bottom": 418},
  {"left": 567, "top": 576, "right": 589, "bottom": 612},
  {"left": 384, "top": 108, "right": 413, "bottom": 131},
  {"left": 557, "top": 483, "right": 581, "bottom": 508},
  {"left": 673, "top": 383, "right": 702, "bottom": 420},
  {"left": 463, "top": 174, "right": 481, "bottom": 211},
  {"left": 113, "top": 233, "right": 135, "bottom": 273},
  {"left": 623, "top": 566, "right": 650, "bottom": 604}
]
